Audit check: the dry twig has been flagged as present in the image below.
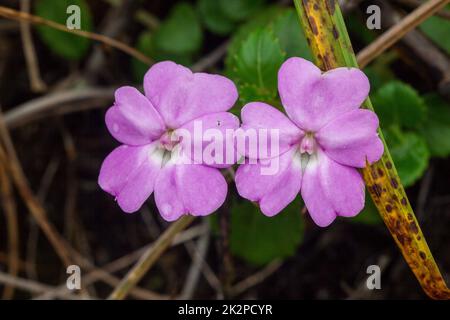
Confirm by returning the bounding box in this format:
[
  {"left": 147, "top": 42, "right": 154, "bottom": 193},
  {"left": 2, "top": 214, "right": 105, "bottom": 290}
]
[
  {"left": 0, "top": 271, "right": 90, "bottom": 299},
  {"left": 394, "top": 0, "right": 450, "bottom": 20},
  {"left": 230, "top": 260, "right": 283, "bottom": 297},
  {"left": 108, "top": 215, "right": 195, "bottom": 300},
  {"left": 0, "top": 161, "right": 19, "bottom": 299},
  {"left": 19, "top": 0, "right": 46, "bottom": 92},
  {"left": 356, "top": 0, "right": 450, "bottom": 67},
  {"left": 0, "top": 5, "right": 152, "bottom": 65},
  {"left": 0, "top": 111, "right": 73, "bottom": 266}
]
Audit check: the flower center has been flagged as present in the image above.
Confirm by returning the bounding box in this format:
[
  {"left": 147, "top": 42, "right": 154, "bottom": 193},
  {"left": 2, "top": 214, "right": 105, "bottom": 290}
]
[
  {"left": 159, "top": 130, "right": 182, "bottom": 151},
  {"left": 299, "top": 132, "right": 316, "bottom": 155},
  {"left": 156, "top": 130, "right": 185, "bottom": 167}
]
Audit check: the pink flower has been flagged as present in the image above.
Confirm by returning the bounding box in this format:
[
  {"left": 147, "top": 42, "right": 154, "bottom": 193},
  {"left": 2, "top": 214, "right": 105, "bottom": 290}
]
[
  {"left": 98, "top": 61, "right": 239, "bottom": 221},
  {"left": 235, "top": 57, "right": 384, "bottom": 227}
]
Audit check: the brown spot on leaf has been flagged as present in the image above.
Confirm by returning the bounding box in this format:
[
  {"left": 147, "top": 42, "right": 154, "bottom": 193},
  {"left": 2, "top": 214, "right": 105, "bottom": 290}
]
[
  {"left": 332, "top": 26, "right": 339, "bottom": 39},
  {"left": 377, "top": 168, "right": 384, "bottom": 177},
  {"left": 409, "top": 221, "right": 419, "bottom": 234},
  {"left": 371, "top": 184, "right": 382, "bottom": 198},
  {"left": 308, "top": 16, "right": 319, "bottom": 35},
  {"left": 419, "top": 251, "right": 427, "bottom": 260},
  {"left": 391, "top": 178, "right": 399, "bottom": 189},
  {"left": 370, "top": 167, "right": 378, "bottom": 179},
  {"left": 386, "top": 161, "right": 392, "bottom": 169},
  {"left": 326, "top": 0, "right": 336, "bottom": 15},
  {"left": 323, "top": 53, "right": 333, "bottom": 69},
  {"left": 385, "top": 204, "right": 392, "bottom": 213},
  {"left": 401, "top": 197, "right": 407, "bottom": 206},
  {"left": 397, "top": 234, "right": 405, "bottom": 245}
]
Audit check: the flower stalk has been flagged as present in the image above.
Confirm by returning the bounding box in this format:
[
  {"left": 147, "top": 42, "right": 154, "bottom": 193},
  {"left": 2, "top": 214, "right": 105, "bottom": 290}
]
[{"left": 293, "top": 0, "right": 450, "bottom": 299}]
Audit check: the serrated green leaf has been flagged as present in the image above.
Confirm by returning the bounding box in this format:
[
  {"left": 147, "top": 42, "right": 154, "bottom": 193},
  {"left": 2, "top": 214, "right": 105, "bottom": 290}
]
[
  {"left": 153, "top": 3, "right": 202, "bottom": 56},
  {"left": 420, "top": 15, "right": 450, "bottom": 55},
  {"left": 420, "top": 94, "right": 450, "bottom": 158},
  {"left": 230, "top": 198, "right": 304, "bottom": 266},
  {"left": 350, "top": 191, "right": 382, "bottom": 225},
  {"left": 226, "top": 6, "right": 285, "bottom": 65},
  {"left": 35, "top": 0, "right": 92, "bottom": 60},
  {"left": 373, "top": 81, "right": 427, "bottom": 129},
  {"left": 197, "top": 0, "right": 235, "bottom": 35},
  {"left": 227, "top": 29, "right": 285, "bottom": 105},
  {"left": 225, "top": 7, "right": 312, "bottom": 106},
  {"left": 219, "top": 0, "right": 266, "bottom": 22},
  {"left": 271, "top": 9, "right": 312, "bottom": 59},
  {"left": 384, "top": 128, "right": 429, "bottom": 187}
]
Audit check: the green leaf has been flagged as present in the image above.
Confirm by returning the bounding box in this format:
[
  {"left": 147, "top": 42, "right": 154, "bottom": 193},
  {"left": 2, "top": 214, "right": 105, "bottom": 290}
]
[
  {"left": 420, "top": 94, "right": 450, "bottom": 158},
  {"left": 225, "top": 7, "right": 311, "bottom": 107},
  {"left": 219, "top": 0, "right": 266, "bottom": 22},
  {"left": 153, "top": 3, "right": 202, "bottom": 56},
  {"left": 197, "top": 0, "right": 235, "bottom": 35},
  {"left": 271, "top": 9, "right": 312, "bottom": 59},
  {"left": 384, "top": 128, "right": 429, "bottom": 187},
  {"left": 226, "top": 6, "right": 284, "bottom": 63},
  {"left": 230, "top": 198, "right": 304, "bottom": 265},
  {"left": 350, "top": 191, "right": 382, "bottom": 225},
  {"left": 35, "top": 0, "right": 92, "bottom": 60},
  {"left": 227, "top": 29, "right": 285, "bottom": 105},
  {"left": 420, "top": 16, "right": 450, "bottom": 55},
  {"left": 373, "top": 81, "right": 427, "bottom": 129}
]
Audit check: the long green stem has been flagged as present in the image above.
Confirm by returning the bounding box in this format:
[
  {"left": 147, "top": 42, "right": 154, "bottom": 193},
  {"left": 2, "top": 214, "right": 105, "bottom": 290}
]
[{"left": 293, "top": 0, "right": 450, "bottom": 299}]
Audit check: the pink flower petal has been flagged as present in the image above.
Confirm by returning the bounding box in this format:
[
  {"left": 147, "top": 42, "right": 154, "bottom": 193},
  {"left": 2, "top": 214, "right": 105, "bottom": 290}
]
[
  {"left": 178, "top": 164, "right": 228, "bottom": 216},
  {"left": 301, "top": 157, "right": 336, "bottom": 227},
  {"left": 144, "top": 61, "right": 238, "bottom": 128},
  {"left": 177, "top": 112, "right": 240, "bottom": 168},
  {"left": 154, "top": 164, "right": 186, "bottom": 222},
  {"left": 235, "top": 147, "right": 302, "bottom": 217},
  {"left": 301, "top": 151, "right": 365, "bottom": 227},
  {"left": 240, "top": 102, "right": 304, "bottom": 160},
  {"left": 316, "top": 109, "right": 384, "bottom": 167},
  {"left": 105, "top": 86, "right": 165, "bottom": 146},
  {"left": 154, "top": 163, "right": 227, "bottom": 221},
  {"left": 278, "top": 57, "right": 370, "bottom": 131},
  {"left": 98, "top": 143, "right": 163, "bottom": 213},
  {"left": 319, "top": 152, "right": 365, "bottom": 217}
]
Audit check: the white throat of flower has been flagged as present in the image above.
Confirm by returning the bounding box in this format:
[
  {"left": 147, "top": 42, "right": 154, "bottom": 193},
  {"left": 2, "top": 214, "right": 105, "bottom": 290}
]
[
  {"left": 150, "top": 130, "right": 184, "bottom": 167},
  {"left": 298, "top": 132, "right": 318, "bottom": 173}
]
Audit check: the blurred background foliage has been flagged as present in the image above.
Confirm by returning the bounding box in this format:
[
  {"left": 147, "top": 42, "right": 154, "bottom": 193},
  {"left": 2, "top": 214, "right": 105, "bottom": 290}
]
[{"left": 1, "top": 0, "right": 449, "bottom": 299}]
